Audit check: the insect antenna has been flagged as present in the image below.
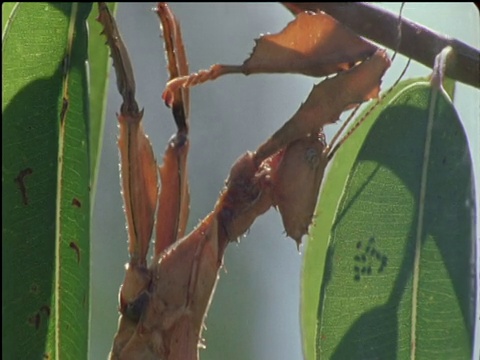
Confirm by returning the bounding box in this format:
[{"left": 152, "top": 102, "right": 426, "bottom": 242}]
[
  {"left": 324, "top": 104, "right": 361, "bottom": 158},
  {"left": 327, "top": 2, "right": 410, "bottom": 161}
]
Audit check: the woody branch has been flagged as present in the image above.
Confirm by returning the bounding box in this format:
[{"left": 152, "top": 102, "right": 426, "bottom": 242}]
[{"left": 282, "top": 2, "right": 480, "bottom": 90}]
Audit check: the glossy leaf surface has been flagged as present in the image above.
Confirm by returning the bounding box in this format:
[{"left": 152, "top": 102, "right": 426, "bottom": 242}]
[
  {"left": 87, "top": 2, "right": 116, "bottom": 201},
  {"left": 302, "top": 80, "right": 476, "bottom": 359},
  {"left": 2, "top": 3, "right": 93, "bottom": 358}
]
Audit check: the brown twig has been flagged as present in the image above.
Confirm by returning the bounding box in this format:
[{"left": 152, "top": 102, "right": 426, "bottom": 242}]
[{"left": 282, "top": 2, "right": 480, "bottom": 90}]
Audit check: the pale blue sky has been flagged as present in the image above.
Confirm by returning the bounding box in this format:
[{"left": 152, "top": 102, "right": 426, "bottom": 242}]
[{"left": 91, "top": 4, "right": 479, "bottom": 359}]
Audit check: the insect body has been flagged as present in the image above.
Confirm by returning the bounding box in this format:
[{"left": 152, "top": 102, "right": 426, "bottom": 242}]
[{"left": 98, "top": 3, "right": 390, "bottom": 359}]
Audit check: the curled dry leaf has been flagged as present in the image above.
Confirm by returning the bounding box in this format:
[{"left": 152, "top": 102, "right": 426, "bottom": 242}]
[
  {"left": 271, "top": 134, "right": 328, "bottom": 246},
  {"left": 163, "top": 10, "right": 378, "bottom": 105}
]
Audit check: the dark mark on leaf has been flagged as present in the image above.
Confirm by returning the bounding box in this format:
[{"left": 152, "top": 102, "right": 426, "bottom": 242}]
[
  {"left": 70, "top": 241, "right": 81, "bottom": 264},
  {"left": 14, "top": 168, "right": 33, "bottom": 205},
  {"left": 28, "top": 313, "right": 41, "bottom": 330},
  {"left": 28, "top": 305, "right": 51, "bottom": 330},
  {"left": 60, "top": 97, "right": 69, "bottom": 125},
  {"left": 353, "top": 235, "right": 388, "bottom": 279},
  {"left": 72, "top": 197, "right": 82, "bottom": 208}
]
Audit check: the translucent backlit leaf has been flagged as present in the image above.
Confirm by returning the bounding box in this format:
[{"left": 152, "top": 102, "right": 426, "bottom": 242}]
[{"left": 302, "top": 79, "right": 475, "bottom": 359}]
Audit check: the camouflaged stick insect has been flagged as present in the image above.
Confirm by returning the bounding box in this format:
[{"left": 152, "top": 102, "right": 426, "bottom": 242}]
[
  {"left": 99, "top": 3, "right": 266, "bottom": 358},
  {"left": 99, "top": 3, "right": 391, "bottom": 359},
  {"left": 98, "top": 3, "right": 212, "bottom": 359},
  {"left": 165, "top": 48, "right": 391, "bottom": 246}
]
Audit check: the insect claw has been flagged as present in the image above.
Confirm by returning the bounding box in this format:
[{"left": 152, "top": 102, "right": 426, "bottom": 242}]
[
  {"left": 295, "top": 240, "right": 302, "bottom": 253},
  {"left": 162, "top": 89, "right": 174, "bottom": 108}
]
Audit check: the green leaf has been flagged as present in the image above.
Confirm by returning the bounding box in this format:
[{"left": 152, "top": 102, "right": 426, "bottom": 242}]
[
  {"left": 301, "top": 78, "right": 419, "bottom": 360},
  {"left": 302, "top": 80, "right": 476, "bottom": 359},
  {"left": 87, "top": 2, "right": 116, "bottom": 203},
  {"left": 2, "top": 2, "right": 17, "bottom": 34},
  {"left": 2, "top": 3, "right": 92, "bottom": 359}
]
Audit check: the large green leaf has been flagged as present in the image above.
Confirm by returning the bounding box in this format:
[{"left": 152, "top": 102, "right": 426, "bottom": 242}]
[
  {"left": 2, "top": 3, "right": 93, "bottom": 358},
  {"left": 87, "top": 2, "right": 116, "bottom": 202},
  {"left": 301, "top": 79, "right": 419, "bottom": 360},
  {"left": 2, "top": 3, "right": 16, "bottom": 32},
  {"left": 302, "top": 80, "right": 476, "bottom": 359}
]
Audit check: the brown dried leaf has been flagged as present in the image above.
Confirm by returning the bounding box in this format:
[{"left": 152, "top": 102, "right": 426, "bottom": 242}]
[
  {"left": 271, "top": 134, "right": 328, "bottom": 245},
  {"left": 255, "top": 49, "right": 391, "bottom": 162},
  {"left": 242, "top": 11, "right": 377, "bottom": 76}
]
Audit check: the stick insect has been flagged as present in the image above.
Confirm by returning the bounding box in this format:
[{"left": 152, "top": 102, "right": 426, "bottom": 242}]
[{"left": 98, "top": 3, "right": 390, "bottom": 359}]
